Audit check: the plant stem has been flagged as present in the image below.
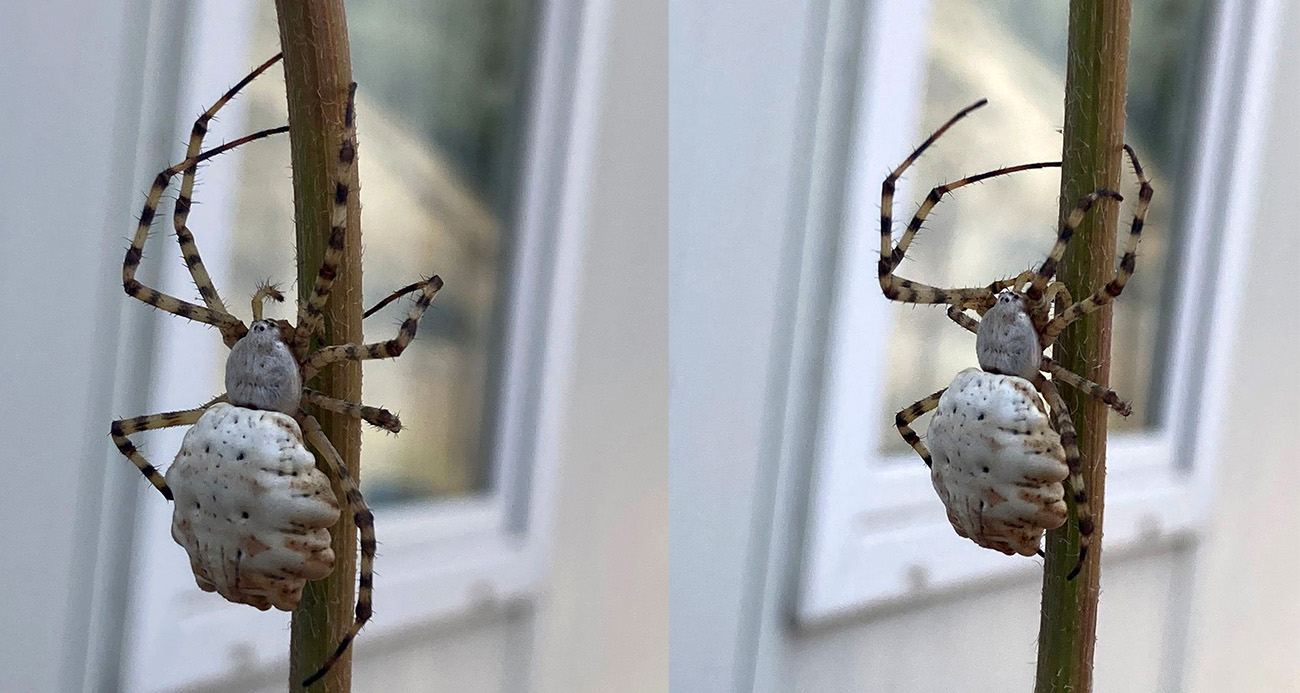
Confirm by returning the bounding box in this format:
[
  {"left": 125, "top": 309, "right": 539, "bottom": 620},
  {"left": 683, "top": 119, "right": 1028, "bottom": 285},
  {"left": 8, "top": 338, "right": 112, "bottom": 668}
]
[
  {"left": 1034, "top": 1, "right": 1131, "bottom": 691},
  {"left": 274, "top": 1, "right": 361, "bottom": 690}
]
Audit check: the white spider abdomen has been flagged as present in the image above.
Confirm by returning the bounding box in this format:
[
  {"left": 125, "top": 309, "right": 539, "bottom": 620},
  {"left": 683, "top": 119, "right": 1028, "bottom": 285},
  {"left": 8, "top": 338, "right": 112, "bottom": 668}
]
[
  {"left": 166, "top": 403, "right": 340, "bottom": 611},
  {"left": 927, "top": 368, "right": 1068, "bottom": 557}
]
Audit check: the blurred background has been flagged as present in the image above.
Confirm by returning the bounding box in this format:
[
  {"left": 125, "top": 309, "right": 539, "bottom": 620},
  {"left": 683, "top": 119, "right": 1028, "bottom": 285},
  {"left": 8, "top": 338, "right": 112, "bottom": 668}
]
[
  {"left": 672, "top": 0, "right": 1299, "bottom": 691},
  {"left": 0, "top": 0, "right": 665, "bottom": 691}
]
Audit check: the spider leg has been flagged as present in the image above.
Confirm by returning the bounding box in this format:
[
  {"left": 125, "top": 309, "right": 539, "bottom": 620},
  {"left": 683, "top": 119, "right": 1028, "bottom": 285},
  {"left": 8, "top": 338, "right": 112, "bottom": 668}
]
[
  {"left": 363, "top": 278, "right": 436, "bottom": 319},
  {"left": 301, "top": 276, "right": 443, "bottom": 380},
  {"left": 947, "top": 304, "right": 1130, "bottom": 416},
  {"left": 1033, "top": 376, "right": 1092, "bottom": 581},
  {"left": 125, "top": 127, "right": 288, "bottom": 347},
  {"left": 1044, "top": 281, "right": 1073, "bottom": 310},
  {"left": 293, "top": 84, "right": 358, "bottom": 353},
  {"left": 1025, "top": 188, "right": 1124, "bottom": 302},
  {"left": 888, "top": 161, "right": 1061, "bottom": 274},
  {"left": 1040, "top": 357, "right": 1132, "bottom": 417},
  {"left": 878, "top": 100, "right": 999, "bottom": 309},
  {"left": 110, "top": 403, "right": 219, "bottom": 500},
  {"left": 1042, "top": 145, "right": 1153, "bottom": 346},
  {"left": 173, "top": 53, "right": 284, "bottom": 331},
  {"left": 1027, "top": 279, "right": 1074, "bottom": 332},
  {"left": 301, "top": 388, "right": 402, "bottom": 433},
  {"left": 299, "top": 414, "right": 375, "bottom": 688},
  {"left": 895, "top": 388, "right": 948, "bottom": 467}
]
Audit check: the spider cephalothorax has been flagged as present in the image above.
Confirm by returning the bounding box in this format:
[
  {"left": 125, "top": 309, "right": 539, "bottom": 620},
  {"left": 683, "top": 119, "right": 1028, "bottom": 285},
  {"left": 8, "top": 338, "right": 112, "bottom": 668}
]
[
  {"left": 879, "top": 99, "right": 1153, "bottom": 579},
  {"left": 226, "top": 320, "right": 302, "bottom": 414},
  {"left": 975, "top": 290, "right": 1042, "bottom": 379},
  {"left": 109, "top": 54, "right": 442, "bottom": 686}
]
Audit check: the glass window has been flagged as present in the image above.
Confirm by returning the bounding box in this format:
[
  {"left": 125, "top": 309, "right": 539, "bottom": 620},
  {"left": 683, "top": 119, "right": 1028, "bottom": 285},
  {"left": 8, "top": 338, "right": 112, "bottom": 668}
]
[
  {"left": 877, "top": 0, "right": 1210, "bottom": 458},
  {"left": 229, "top": 1, "right": 538, "bottom": 502}
]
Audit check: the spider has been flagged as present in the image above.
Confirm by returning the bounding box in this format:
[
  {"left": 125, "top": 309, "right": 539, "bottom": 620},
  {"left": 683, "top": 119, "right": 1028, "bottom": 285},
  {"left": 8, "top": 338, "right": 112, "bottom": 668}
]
[
  {"left": 878, "top": 99, "right": 1153, "bottom": 580},
  {"left": 108, "top": 53, "right": 443, "bottom": 686}
]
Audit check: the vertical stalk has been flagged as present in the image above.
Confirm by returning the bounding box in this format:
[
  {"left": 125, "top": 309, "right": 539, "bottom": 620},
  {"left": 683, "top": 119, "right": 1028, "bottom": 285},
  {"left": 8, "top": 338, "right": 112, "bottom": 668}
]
[
  {"left": 274, "top": 1, "right": 361, "bottom": 690},
  {"left": 1034, "top": 1, "right": 1131, "bottom": 691}
]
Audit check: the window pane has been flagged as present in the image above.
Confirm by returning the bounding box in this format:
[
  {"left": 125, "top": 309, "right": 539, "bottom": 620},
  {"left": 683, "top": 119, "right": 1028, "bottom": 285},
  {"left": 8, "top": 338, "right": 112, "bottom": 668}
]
[
  {"left": 229, "top": 1, "right": 538, "bottom": 502},
  {"left": 878, "top": 0, "right": 1208, "bottom": 458}
]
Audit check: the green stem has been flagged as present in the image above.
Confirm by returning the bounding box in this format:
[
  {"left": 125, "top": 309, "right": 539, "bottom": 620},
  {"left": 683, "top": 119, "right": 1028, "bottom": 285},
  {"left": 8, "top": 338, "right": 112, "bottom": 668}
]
[
  {"left": 1034, "top": 1, "right": 1131, "bottom": 691},
  {"left": 274, "top": 1, "right": 361, "bottom": 691}
]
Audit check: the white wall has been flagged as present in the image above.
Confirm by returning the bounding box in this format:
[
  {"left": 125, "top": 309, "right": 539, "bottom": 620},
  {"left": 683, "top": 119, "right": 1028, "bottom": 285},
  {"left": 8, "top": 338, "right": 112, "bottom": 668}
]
[
  {"left": 530, "top": 0, "right": 669, "bottom": 688},
  {"left": 1184, "top": 2, "right": 1300, "bottom": 688},
  {"left": 668, "top": 0, "right": 819, "bottom": 687},
  {"left": 0, "top": 1, "right": 153, "bottom": 690},
  {"left": 788, "top": 552, "right": 1189, "bottom": 691}
]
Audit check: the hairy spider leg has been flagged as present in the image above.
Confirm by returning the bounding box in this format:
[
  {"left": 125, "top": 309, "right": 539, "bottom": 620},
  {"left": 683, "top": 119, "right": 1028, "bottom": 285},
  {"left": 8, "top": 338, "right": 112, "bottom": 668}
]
[
  {"left": 301, "top": 389, "right": 402, "bottom": 433},
  {"left": 879, "top": 100, "right": 1005, "bottom": 308},
  {"left": 293, "top": 83, "right": 359, "bottom": 353},
  {"left": 301, "top": 276, "right": 444, "bottom": 380},
  {"left": 1034, "top": 376, "right": 1091, "bottom": 581},
  {"left": 299, "top": 414, "right": 376, "bottom": 688},
  {"left": 124, "top": 54, "right": 285, "bottom": 347},
  {"left": 984, "top": 270, "right": 1037, "bottom": 305},
  {"left": 894, "top": 388, "right": 949, "bottom": 467},
  {"left": 944, "top": 305, "right": 982, "bottom": 333},
  {"left": 124, "top": 126, "right": 288, "bottom": 346},
  {"left": 1025, "top": 189, "right": 1124, "bottom": 304},
  {"left": 1040, "top": 358, "right": 1132, "bottom": 417},
  {"left": 362, "top": 278, "right": 439, "bottom": 319},
  {"left": 885, "top": 161, "right": 1062, "bottom": 281},
  {"left": 173, "top": 53, "right": 284, "bottom": 328},
  {"left": 1043, "top": 145, "right": 1154, "bottom": 345},
  {"left": 1043, "top": 279, "right": 1073, "bottom": 312},
  {"left": 110, "top": 406, "right": 213, "bottom": 500}
]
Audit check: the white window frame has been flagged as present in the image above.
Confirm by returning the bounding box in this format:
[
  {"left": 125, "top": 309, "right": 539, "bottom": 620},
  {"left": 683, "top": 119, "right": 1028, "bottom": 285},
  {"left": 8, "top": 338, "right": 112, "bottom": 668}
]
[
  {"left": 119, "top": 0, "right": 602, "bottom": 689},
  {"left": 796, "top": 0, "right": 1283, "bottom": 625}
]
